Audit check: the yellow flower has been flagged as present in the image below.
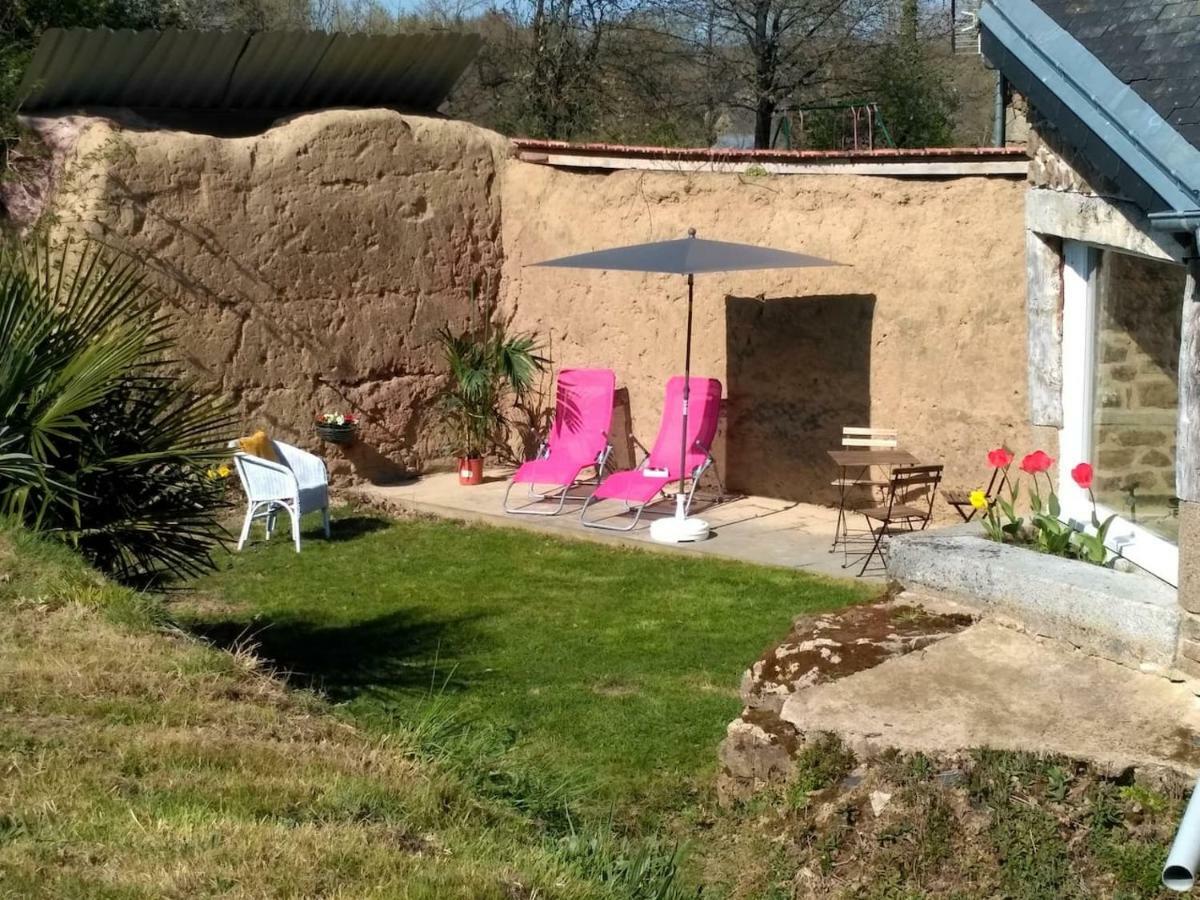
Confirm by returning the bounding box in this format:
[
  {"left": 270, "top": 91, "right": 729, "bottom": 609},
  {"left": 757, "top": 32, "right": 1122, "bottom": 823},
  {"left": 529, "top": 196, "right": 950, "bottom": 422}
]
[
  {"left": 969, "top": 489, "right": 989, "bottom": 510},
  {"left": 217, "top": 464, "right": 231, "bottom": 478},
  {"left": 205, "top": 468, "right": 218, "bottom": 480}
]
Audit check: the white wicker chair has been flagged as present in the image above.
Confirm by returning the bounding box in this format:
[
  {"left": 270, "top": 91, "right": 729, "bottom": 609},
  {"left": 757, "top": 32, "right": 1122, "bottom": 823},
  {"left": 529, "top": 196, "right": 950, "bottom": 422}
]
[{"left": 231, "top": 440, "right": 330, "bottom": 552}]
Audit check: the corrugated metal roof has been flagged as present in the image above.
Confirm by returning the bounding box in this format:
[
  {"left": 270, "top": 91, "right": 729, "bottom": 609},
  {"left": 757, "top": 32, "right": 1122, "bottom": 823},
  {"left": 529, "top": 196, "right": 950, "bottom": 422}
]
[{"left": 18, "top": 27, "right": 481, "bottom": 112}]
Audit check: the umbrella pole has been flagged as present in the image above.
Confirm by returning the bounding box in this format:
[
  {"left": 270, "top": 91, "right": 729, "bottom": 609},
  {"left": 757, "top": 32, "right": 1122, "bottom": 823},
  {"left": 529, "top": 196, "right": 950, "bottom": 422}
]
[{"left": 677, "top": 273, "right": 694, "bottom": 519}]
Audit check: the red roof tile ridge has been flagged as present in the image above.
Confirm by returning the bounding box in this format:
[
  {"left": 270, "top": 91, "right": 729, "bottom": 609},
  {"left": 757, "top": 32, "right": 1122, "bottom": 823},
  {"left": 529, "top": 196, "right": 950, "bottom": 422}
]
[{"left": 511, "top": 138, "right": 1028, "bottom": 160}]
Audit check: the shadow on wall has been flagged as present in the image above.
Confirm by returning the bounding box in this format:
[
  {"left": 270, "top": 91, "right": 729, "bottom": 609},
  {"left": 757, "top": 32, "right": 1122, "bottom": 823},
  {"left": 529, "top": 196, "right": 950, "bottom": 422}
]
[
  {"left": 725, "top": 293, "right": 876, "bottom": 504},
  {"left": 338, "top": 440, "right": 415, "bottom": 485},
  {"left": 608, "top": 388, "right": 637, "bottom": 470}
]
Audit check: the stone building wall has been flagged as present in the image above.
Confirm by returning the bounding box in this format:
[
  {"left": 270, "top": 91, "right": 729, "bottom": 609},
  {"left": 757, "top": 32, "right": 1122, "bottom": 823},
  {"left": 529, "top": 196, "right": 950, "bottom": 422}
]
[
  {"left": 1025, "top": 104, "right": 1125, "bottom": 200},
  {"left": 1021, "top": 95, "right": 1198, "bottom": 673}
]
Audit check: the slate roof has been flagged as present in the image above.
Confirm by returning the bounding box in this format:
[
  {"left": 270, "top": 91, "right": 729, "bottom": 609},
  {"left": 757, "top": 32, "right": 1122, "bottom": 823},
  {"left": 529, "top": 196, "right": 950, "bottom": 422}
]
[{"left": 1031, "top": 0, "right": 1200, "bottom": 151}]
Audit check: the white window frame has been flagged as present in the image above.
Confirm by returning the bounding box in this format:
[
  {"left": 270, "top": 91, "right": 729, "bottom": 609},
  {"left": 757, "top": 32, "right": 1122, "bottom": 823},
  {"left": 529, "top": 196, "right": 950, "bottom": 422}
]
[{"left": 1059, "top": 239, "right": 1179, "bottom": 585}]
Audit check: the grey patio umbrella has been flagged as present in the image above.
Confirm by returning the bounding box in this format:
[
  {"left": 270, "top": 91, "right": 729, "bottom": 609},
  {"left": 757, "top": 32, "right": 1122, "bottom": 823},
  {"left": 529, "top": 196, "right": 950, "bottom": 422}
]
[{"left": 532, "top": 228, "right": 842, "bottom": 542}]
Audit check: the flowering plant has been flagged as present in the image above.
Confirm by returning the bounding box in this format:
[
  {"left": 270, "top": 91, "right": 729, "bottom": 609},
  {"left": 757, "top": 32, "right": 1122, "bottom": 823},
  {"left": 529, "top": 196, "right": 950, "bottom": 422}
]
[
  {"left": 1067, "top": 463, "right": 1119, "bottom": 564},
  {"left": 975, "top": 447, "right": 1116, "bottom": 565},
  {"left": 977, "top": 447, "right": 1022, "bottom": 544},
  {"left": 317, "top": 412, "right": 357, "bottom": 427}
]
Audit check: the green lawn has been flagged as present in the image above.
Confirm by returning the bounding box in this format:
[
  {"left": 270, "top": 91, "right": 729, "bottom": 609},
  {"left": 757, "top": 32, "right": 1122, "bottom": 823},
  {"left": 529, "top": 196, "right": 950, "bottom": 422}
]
[
  {"left": 181, "top": 511, "right": 874, "bottom": 817},
  {"left": 6, "top": 519, "right": 1180, "bottom": 899}
]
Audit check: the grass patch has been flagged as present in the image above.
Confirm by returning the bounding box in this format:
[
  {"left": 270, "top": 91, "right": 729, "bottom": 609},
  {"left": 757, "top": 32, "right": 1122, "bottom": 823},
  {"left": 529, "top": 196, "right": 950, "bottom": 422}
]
[
  {"left": 0, "top": 525, "right": 701, "bottom": 899},
  {"left": 698, "top": 747, "right": 1184, "bottom": 899},
  {"left": 787, "top": 732, "right": 857, "bottom": 809},
  {"left": 180, "top": 510, "right": 874, "bottom": 819},
  {"left": 6, "top": 509, "right": 1184, "bottom": 898}
]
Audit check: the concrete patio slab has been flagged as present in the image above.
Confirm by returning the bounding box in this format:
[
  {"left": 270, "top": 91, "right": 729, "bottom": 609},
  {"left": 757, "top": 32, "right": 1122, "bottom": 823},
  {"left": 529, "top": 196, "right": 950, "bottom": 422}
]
[
  {"left": 351, "top": 469, "right": 886, "bottom": 582},
  {"left": 780, "top": 619, "right": 1200, "bottom": 775}
]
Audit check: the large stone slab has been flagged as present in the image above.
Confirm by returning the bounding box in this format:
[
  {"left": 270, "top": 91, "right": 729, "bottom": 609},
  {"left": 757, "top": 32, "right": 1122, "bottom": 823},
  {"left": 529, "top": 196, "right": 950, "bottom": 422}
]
[
  {"left": 779, "top": 622, "right": 1200, "bottom": 776},
  {"left": 888, "top": 531, "right": 1179, "bottom": 670}
]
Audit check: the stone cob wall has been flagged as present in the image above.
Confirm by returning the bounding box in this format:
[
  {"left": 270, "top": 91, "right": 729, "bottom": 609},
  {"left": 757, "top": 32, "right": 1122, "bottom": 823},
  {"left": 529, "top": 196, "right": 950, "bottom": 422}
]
[
  {"left": 45, "top": 109, "right": 509, "bottom": 483},
  {"left": 499, "top": 162, "right": 1044, "bottom": 510},
  {"left": 37, "top": 109, "right": 1042, "bottom": 514}
]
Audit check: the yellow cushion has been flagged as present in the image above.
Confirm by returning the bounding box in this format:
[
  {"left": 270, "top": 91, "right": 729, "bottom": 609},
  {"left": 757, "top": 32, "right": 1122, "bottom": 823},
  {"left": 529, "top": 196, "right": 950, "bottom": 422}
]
[{"left": 237, "top": 430, "right": 278, "bottom": 463}]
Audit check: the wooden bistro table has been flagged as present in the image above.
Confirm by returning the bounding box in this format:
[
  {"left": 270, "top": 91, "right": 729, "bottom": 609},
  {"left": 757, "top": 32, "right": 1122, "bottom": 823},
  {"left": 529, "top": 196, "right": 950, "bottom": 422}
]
[{"left": 827, "top": 448, "right": 918, "bottom": 564}]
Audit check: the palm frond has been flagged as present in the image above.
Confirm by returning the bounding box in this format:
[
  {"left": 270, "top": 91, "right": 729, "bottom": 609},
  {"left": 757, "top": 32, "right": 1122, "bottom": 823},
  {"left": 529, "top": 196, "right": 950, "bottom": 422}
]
[
  {"left": 0, "top": 233, "right": 234, "bottom": 586},
  {"left": 436, "top": 321, "right": 547, "bottom": 458}
]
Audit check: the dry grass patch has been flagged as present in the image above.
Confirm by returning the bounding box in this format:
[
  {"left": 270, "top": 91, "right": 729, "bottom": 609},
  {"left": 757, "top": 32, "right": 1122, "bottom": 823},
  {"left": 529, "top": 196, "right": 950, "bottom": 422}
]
[
  {"left": 696, "top": 738, "right": 1188, "bottom": 899},
  {"left": 0, "top": 529, "right": 620, "bottom": 899}
]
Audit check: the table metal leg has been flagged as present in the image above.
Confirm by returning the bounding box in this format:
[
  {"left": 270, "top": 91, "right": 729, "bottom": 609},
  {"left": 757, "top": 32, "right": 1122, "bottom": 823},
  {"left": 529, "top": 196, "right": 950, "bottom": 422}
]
[{"left": 831, "top": 463, "right": 848, "bottom": 552}]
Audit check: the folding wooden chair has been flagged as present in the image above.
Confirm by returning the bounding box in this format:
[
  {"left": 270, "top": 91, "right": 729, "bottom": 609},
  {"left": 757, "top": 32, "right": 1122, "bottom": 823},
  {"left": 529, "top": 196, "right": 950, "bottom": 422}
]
[
  {"left": 830, "top": 426, "right": 899, "bottom": 491},
  {"left": 943, "top": 466, "right": 1009, "bottom": 522},
  {"left": 830, "top": 426, "right": 899, "bottom": 557},
  {"left": 856, "top": 464, "right": 944, "bottom": 576}
]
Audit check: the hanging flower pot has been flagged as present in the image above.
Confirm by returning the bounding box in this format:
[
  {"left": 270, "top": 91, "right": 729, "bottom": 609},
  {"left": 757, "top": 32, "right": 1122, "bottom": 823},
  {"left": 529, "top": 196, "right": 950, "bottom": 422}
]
[
  {"left": 315, "top": 413, "right": 358, "bottom": 445},
  {"left": 458, "top": 456, "right": 484, "bottom": 486}
]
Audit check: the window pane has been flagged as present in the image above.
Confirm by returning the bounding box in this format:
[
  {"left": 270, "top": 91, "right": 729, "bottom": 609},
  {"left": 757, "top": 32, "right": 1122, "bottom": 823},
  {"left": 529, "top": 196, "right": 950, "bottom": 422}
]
[{"left": 1091, "top": 251, "right": 1186, "bottom": 542}]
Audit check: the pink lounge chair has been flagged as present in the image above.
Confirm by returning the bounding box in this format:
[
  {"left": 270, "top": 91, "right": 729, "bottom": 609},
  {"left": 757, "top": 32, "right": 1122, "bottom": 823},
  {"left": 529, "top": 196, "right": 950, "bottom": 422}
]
[
  {"left": 503, "top": 367, "right": 616, "bottom": 515},
  {"left": 580, "top": 376, "right": 723, "bottom": 531}
]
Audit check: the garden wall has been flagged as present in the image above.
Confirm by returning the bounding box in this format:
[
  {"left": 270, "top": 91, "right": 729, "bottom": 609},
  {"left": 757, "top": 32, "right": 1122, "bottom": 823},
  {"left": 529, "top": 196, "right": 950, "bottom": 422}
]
[
  {"left": 31, "top": 108, "right": 1049, "bottom": 505},
  {"left": 500, "top": 162, "right": 1049, "bottom": 506},
  {"left": 37, "top": 108, "right": 508, "bottom": 482}
]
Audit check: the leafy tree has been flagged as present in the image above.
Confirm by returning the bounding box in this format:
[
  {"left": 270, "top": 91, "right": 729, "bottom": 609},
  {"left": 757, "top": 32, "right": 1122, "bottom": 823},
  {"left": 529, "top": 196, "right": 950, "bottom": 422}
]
[
  {"left": 0, "top": 236, "right": 235, "bottom": 586},
  {"left": 861, "top": 0, "right": 956, "bottom": 148},
  {"left": 711, "top": 0, "right": 883, "bottom": 148},
  {"left": 506, "top": 0, "right": 623, "bottom": 140}
]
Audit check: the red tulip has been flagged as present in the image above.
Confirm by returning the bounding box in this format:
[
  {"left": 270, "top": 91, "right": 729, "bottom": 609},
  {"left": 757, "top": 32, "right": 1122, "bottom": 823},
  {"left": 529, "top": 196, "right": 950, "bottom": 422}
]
[
  {"left": 987, "top": 447, "right": 1014, "bottom": 469},
  {"left": 1071, "top": 462, "right": 1093, "bottom": 490},
  {"left": 1020, "top": 450, "right": 1054, "bottom": 474}
]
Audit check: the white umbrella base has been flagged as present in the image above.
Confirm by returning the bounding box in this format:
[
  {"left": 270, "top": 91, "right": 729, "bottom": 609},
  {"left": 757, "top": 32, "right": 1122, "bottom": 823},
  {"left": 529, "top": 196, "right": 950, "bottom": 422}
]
[{"left": 650, "top": 516, "right": 712, "bottom": 543}]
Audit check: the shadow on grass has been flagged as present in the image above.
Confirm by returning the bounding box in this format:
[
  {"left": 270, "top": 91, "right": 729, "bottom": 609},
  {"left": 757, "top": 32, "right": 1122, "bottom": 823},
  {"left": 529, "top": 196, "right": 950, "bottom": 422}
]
[
  {"left": 323, "top": 515, "right": 392, "bottom": 543},
  {"left": 189, "top": 606, "right": 490, "bottom": 703}
]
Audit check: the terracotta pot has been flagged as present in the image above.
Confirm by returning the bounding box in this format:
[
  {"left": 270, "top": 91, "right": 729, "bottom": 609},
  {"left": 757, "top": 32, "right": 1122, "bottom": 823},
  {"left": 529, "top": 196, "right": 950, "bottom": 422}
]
[{"left": 458, "top": 456, "right": 484, "bottom": 486}]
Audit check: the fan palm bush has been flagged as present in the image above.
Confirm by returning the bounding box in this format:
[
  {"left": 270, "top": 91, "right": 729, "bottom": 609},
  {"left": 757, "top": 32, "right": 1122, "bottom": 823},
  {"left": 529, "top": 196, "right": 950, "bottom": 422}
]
[
  {"left": 436, "top": 323, "right": 545, "bottom": 461},
  {"left": 0, "top": 235, "right": 235, "bottom": 585},
  {"left": 0, "top": 426, "right": 39, "bottom": 489}
]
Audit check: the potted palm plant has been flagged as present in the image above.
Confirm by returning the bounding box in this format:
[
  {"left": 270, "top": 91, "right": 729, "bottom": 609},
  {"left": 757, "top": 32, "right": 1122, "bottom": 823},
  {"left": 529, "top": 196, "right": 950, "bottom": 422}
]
[{"left": 437, "top": 322, "right": 544, "bottom": 485}]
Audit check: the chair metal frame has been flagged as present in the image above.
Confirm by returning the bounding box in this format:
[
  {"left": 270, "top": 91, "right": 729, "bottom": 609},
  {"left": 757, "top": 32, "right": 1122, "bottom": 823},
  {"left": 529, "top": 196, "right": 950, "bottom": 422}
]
[
  {"left": 578, "top": 439, "right": 723, "bottom": 532},
  {"left": 855, "top": 463, "right": 944, "bottom": 576},
  {"left": 830, "top": 426, "right": 901, "bottom": 565},
  {"left": 503, "top": 442, "right": 613, "bottom": 515}
]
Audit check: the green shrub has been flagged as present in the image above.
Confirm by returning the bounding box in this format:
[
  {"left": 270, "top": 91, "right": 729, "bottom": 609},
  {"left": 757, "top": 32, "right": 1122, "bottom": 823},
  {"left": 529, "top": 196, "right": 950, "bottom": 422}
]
[
  {"left": 0, "top": 235, "right": 234, "bottom": 585},
  {"left": 787, "top": 732, "right": 856, "bottom": 808}
]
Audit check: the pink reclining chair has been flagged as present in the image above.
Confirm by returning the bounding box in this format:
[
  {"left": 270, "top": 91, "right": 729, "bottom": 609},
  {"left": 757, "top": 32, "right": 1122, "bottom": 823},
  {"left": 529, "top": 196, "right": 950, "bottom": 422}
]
[
  {"left": 580, "top": 376, "right": 723, "bottom": 531},
  {"left": 503, "top": 367, "right": 616, "bottom": 515}
]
